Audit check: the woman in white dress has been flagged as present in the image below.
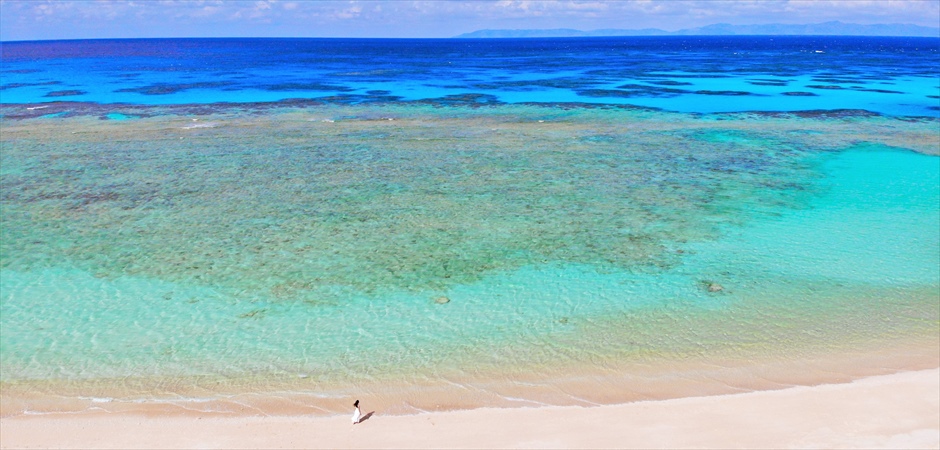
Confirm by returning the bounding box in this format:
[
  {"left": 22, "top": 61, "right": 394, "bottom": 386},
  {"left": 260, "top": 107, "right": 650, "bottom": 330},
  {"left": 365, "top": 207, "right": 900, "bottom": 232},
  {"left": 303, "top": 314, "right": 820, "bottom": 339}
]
[{"left": 351, "top": 400, "right": 362, "bottom": 424}]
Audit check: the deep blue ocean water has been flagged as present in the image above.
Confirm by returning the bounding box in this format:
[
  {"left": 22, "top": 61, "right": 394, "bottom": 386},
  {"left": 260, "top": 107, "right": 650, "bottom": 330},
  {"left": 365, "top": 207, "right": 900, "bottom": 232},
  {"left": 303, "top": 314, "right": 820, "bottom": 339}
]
[
  {"left": 2, "top": 36, "right": 938, "bottom": 115},
  {"left": 0, "top": 36, "right": 938, "bottom": 416}
]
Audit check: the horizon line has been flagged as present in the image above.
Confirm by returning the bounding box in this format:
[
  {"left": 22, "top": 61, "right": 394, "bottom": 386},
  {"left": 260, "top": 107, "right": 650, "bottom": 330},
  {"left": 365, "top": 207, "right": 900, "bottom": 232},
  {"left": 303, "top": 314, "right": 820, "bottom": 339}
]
[{"left": 4, "top": 34, "right": 940, "bottom": 44}]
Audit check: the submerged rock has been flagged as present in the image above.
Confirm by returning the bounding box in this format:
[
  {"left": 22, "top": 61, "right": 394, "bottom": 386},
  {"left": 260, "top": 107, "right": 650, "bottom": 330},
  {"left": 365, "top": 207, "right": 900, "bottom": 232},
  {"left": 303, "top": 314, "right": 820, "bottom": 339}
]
[
  {"left": 434, "top": 296, "right": 450, "bottom": 305},
  {"left": 700, "top": 280, "right": 725, "bottom": 293}
]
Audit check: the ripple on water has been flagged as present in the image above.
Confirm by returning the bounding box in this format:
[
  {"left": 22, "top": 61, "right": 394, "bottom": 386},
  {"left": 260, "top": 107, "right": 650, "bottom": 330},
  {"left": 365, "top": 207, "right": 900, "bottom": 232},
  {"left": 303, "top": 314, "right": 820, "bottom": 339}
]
[{"left": 0, "top": 105, "right": 937, "bottom": 413}]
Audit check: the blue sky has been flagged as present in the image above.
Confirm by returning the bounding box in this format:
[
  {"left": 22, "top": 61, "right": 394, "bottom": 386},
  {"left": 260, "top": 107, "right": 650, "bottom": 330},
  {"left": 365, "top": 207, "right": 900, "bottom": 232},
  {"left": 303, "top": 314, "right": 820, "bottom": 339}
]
[{"left": 1, "top": 0, "right": 938, "bottom": 41}]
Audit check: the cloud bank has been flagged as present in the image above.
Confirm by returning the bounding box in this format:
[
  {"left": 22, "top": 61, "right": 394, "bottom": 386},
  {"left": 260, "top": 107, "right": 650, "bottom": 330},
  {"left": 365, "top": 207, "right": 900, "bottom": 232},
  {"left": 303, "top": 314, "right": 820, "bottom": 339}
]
[{"left": 2, "top": 0, "right": 938, "bottom": 41}]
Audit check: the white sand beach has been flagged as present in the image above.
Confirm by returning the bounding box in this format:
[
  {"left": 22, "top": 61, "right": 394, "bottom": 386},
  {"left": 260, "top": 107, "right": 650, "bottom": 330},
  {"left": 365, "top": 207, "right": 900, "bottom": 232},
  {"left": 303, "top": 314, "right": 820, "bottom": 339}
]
[{"left": 2, "top": 368, "right": 937, "bottom": 449}]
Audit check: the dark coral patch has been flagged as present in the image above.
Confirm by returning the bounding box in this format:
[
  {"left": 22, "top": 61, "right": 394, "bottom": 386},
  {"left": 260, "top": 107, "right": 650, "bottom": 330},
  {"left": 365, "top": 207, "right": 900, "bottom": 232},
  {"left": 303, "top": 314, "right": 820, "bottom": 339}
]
[
  {"left": 115, "top": 81, "right": 235, "bottom": 95},
  {"left": 747, "top": 80, "right": 788, "bottom": 87},
  {"left": 806, "top": 85, "right": 845, "bottom": 90},
  {"left": 646, "top": 80, "right": 693, "bottom": 86},
  {"left": 812, "top": 77, "right": 866, "bottom": 84},
  {"left": 469, "top": 78, "right": 598, "bottom": 91},
  {"left": 44, "top": 90, "right": 87, "bottom": 97},
  {"left": 782, "top": 91, "right": 818, "bottom": 97},
  {"left": 417, "top": 93, "right": 503, "bottom": 106},
  {"left": 616, "top": 84, "right": 687, "bottom": 95},
  {"left": 264, "top": 82, "right": 355, "bottom": 92},
  {"left": 644, "top": 73, "right": 732, "bottom": 79},
  {"left": 694, "top": 90, "right": 754, "bottom": 96},
  {"left": 855, "top": 88, "right": 904, "bottom": 94},
  {"left": 317, "top": 93, "right": 405, "bottom": 104},
  {"left": 3, "top": 69, "right": 42, "bottom": 74},
  {"left": 1, "top": 81, "right": 62, "bottom": 91},
  {"left": 577, "top": 89, "right": 644, "bottom": 98}
]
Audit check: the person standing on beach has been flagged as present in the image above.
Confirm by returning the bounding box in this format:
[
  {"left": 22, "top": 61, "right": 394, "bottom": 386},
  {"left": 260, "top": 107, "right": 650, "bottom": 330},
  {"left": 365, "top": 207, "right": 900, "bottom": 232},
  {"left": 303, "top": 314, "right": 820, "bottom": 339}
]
[{"left": 352, "top": 400, "right": 362, "bottom": 424}]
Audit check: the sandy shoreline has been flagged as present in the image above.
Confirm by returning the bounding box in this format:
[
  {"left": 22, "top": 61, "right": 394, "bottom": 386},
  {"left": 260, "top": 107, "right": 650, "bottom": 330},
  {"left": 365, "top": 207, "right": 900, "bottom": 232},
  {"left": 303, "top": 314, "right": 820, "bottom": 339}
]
[{"left": 2, "top": 368, "right": 937, "bottom": 449}]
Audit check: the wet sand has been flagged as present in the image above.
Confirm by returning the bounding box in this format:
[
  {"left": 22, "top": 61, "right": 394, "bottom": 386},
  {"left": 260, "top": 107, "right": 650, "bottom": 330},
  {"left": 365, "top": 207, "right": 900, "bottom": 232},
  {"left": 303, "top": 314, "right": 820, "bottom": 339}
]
[{"left": 2, "top": 368, "right": 937, "bottom": 449}]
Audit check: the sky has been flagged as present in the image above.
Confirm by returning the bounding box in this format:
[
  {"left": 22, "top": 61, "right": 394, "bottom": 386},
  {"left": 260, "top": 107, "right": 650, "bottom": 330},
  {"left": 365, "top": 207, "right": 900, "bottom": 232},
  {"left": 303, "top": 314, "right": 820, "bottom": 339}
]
[{"left": 1, "top": 0, "right": 938, "bottom": 41}]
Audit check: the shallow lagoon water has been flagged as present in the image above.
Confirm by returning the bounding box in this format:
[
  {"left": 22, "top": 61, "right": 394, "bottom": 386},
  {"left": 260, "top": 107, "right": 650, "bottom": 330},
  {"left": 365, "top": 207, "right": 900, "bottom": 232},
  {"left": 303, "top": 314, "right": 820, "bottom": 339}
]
[
  {"left": 1, "top": 37, "right": 939, "bottom": 415},
  {"left": 1, "top": 104, "right": 938, "bottom": 415}
]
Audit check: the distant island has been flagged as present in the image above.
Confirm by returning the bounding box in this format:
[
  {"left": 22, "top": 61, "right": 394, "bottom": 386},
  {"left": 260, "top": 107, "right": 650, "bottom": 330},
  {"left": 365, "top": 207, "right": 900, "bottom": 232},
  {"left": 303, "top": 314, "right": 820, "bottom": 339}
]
[{"left": 455, "top": 21, "right": 940, "bottom": 38}]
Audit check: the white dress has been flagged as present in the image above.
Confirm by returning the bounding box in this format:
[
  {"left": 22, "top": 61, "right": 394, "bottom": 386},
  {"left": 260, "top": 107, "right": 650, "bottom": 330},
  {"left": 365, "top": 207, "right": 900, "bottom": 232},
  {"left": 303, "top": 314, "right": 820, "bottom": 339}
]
[{"left": 351, "top": 406, "right": 361, "bottom": 424}]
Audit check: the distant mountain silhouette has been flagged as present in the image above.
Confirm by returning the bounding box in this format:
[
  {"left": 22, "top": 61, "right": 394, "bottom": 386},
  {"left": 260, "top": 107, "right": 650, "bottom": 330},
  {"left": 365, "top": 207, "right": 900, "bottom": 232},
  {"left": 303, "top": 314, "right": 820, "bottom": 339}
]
[{"left": 455, "top": 21, "right": 940, "bottom": 38}]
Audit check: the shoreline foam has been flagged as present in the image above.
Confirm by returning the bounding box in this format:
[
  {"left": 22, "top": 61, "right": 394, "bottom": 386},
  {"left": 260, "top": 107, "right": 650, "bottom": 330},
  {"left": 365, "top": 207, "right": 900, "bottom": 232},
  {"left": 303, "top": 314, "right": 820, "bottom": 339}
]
[
  {"left": 2, "top": 368, "right": 937, "bottom": 449},
  {"left": 3, "top": 334, "right": 937, "bottom": 418}
]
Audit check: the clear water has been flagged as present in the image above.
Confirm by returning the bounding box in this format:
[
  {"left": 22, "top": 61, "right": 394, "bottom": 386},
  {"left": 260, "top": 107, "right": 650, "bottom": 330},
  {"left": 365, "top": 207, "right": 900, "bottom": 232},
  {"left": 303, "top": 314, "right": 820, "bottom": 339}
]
[
  {"left": 2, "top": 36, "right": 938, "bottom": 116},
  {"left": 1, "top": 37, "right": 938, "bottom": 415}
]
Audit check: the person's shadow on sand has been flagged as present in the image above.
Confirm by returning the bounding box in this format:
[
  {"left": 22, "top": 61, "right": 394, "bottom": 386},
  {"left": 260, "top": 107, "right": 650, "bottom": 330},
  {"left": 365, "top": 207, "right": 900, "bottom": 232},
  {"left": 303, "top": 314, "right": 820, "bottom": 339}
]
[{"left": 358, "top": 411, "right": 375, "bottom": 423}]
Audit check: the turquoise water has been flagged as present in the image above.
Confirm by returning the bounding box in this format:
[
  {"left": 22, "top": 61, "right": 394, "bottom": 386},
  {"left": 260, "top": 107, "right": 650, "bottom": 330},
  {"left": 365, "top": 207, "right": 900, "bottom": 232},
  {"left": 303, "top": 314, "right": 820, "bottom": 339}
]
[
  {"left": 1, "top": 108, "right": 937, "bottom": 414},
  {"left": 1, "top": 35, "right": 938, "bottom": 413}
]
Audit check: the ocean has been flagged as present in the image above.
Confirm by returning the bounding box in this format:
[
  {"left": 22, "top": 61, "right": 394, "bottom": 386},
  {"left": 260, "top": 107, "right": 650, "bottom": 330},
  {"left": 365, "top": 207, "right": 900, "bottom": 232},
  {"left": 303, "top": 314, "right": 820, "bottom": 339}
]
[{"left": 1, "top": 36, "right": 938, "bottom": 416}]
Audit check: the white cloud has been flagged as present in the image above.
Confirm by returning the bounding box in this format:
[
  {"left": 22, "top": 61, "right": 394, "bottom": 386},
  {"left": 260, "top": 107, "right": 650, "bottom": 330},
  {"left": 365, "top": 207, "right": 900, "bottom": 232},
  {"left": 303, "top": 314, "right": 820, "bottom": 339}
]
[
  {"left": 332, "top": 4, "right": 362, "bottom": 20},
  {"left": 1, "top": 0, "right": 937, "bottom": 40}
]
